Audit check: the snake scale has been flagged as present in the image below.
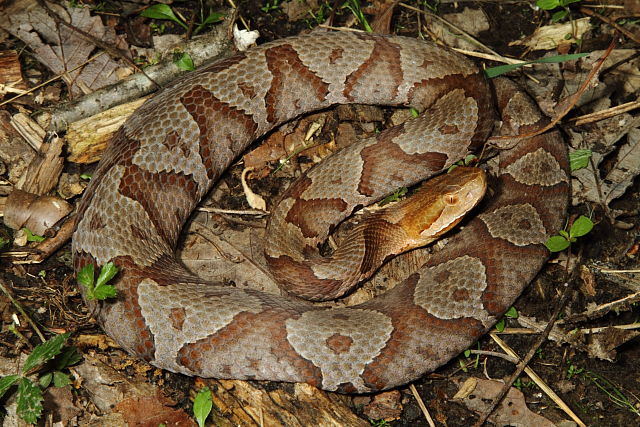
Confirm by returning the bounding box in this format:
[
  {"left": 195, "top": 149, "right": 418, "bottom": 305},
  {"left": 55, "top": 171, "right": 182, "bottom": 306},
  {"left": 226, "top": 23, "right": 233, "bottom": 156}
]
[{"left": 72, "top": 32, "right": 569, "bottom": 393}]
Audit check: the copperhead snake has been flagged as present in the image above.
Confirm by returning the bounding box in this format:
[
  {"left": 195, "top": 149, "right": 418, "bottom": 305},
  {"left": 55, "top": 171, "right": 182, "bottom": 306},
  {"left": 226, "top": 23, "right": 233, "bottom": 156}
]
[{"left": 72, "top": 32, "right": 569, "bottom": 393}]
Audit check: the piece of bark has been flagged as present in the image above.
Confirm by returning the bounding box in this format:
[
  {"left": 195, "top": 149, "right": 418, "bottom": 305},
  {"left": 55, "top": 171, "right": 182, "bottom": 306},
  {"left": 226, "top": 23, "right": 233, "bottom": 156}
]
[
  {"left": 66, "top": 97, "right": 147, "bottom": 164},
  {"left": 207, "top": 379, "right": 368, "bottom": 426},
  {"left": 0, "top": 50, "right": 26, "bottom": 90},
  {"left": 15, "top": 134, "right": 64, "bottom": 195},
  {"left": 0, "top": 111, "right": 36, "bottom": 184}
]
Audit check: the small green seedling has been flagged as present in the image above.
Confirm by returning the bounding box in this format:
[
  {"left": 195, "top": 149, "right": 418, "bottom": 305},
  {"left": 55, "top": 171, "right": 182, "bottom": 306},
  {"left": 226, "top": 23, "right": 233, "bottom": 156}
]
[
  {"left": 0, "top": 236, "right": 10, "bottom": 249},
  {"left": 23, "top": 228, "right": 45, "bottom": 243},
  {"left": 569, "top": 149, "right": 592, "bottom": 171},
  {"left": 141, "top": 4, "right": 223, "bottom": 36},
  {"left": 536, "top": 0, "right": 581, "bottom": 23},
  {"left": 447, "top": 154, "right": 478, "bottom": 173},
  {"left": 545, "top": 215, "right": 593, "bottom": 253},
  {"left": 494, "top": 306, "right": 518, "bottom": 332},
  {"left": 513, "top": 378, "right": 537, "bottom": 390},
  {"left": 77, "top": 262, "right": 119, "bottom": 300},
  {"left": 193, "top": 386, "right": 213, "bottom": 427},
  {"left": 378, "top": 187, "right": 408, "bottom": 206},
  {"left": 342, "top": 0, "right": 373, "bottom": 32},
  {"left": 173, "top": 51, "right": 195, "bottom": 71},
  {"left": 261, "top": 0, "right": 281, "bottom": 13},
  {"left": 0, "top": 333, "right": 80, "bottom": 424},
  {"left": 566, "top": 360, "right": 584, "bottom": 379}
]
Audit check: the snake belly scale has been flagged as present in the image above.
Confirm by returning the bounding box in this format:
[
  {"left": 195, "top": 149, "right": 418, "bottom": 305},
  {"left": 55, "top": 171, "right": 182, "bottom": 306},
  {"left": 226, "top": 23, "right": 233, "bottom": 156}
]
[{"left": 72, "top": 32, "right": 569, "bottom": 393}]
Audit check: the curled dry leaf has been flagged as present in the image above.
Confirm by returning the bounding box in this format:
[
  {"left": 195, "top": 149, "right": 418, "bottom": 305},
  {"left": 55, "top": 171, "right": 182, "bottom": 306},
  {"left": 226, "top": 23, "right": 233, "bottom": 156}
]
[
  {"left": 509, "top": 18, "right": 590, "bottom": 51},
  {"left": 4, "top": 189, "right": 72, "bottom": 236}
]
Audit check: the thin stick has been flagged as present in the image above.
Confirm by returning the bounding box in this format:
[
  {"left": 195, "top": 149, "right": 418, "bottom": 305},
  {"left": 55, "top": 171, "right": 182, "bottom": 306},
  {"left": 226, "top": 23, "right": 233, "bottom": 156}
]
[
  {"left": 473, "top": 282, "right": 576, "bottom": 426},
  {"left": 0, "top": 281, "right": 46, "bottom": 342},
  {"left": 489, "top": 333, "right": 586, "bottom": 427},
  {"left": 0, "top": 52, "right": 106, "bottom": 107},
  {"left": 409, "top": 384, "right": 436, "bottom": 427}
]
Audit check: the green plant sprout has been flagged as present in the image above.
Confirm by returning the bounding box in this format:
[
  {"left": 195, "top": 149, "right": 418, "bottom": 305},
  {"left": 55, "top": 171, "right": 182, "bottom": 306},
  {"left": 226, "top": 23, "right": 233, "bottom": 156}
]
[
  {"left": 193, "top": 386, "right": 213, "bottom": 427},
  {"left": 536, "top": 0, "right": 582, "bottom": 23},
  {"left": 0, "top": 333, "right": 80, "bottom": 424},
  {"left": 77, "top": 262, "right": 119, "bottom": 300},
  {"left": 342, "top": 0, "right": 373, "bottom": 32},
  {"left": 545, "top": 215, "right": 593, "bottom": 253},
  {"left": 495, "top": 306, "right": 518, "bottom": 332},
  {"left": 140, "top": 4, "right": 223, "bottom": 36}
]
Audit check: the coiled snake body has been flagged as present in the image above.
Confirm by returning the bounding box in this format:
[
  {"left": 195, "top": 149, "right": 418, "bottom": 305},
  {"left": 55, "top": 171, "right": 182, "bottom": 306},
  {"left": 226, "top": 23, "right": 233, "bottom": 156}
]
[{"left": 73, "top": 32, "right": 569, "bottom": 393}]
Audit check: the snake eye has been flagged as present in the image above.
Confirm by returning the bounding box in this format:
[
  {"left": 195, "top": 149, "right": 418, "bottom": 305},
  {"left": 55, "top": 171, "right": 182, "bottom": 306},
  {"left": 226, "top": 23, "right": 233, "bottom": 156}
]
[{"left": 444, "top": 194, "right": 459, "bottom": 205}]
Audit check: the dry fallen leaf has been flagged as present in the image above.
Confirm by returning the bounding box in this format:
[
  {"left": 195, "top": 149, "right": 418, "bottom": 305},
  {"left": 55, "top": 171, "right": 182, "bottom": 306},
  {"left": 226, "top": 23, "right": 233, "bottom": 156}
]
[
  {"left": 1, "top": 0, "right": 129, "bottom": 96},
  {"left": 4, "top": 189, "right": 72, "bottom": 236},
  {"left": 454, "top": 377, "right": 558, "bottom": 427}
]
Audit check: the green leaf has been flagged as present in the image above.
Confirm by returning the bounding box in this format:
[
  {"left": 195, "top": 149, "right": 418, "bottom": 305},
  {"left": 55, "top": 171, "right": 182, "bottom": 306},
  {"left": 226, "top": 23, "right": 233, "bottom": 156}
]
[
  {"left": 409, "top": 107, "right": 419, "bottom": 118},
  {"left": 16, "top": 378, "right": 43, "bottom": 424},
  {"left": 39, "top": 372, "right": 53, "bottom": 388},
  {"left": 545, "top": 235, "right": 570, "bottom": 252},
  {"left": 194, "top": 12, "right": 225, "bottom": 35},
  {"left": 536, "top": 0, "right": 561, "bottom": 10},
  {"left": 193, "top": 386, "right": 213, "bottom": 427},
  {"left": 56, "top": 346, "right": 82, "bottom": 370},
  {"left": 484, "top": 52, "right": 589, "bottom": 78},
  {"left": 464, "top": 349, "right": 471, "bottom": 357},
  {"left": 552, "top": 9, "right": 569, "bottom": 22},
  {"left": 201, "top": 12, "right": 224, "bottom": 26},
  {"left": 495, "top": 318, "right": 505, "bottom": 332},
  {"left": 463, "top": 154, "right": 477, "bottom": 166},
  {"left": 22, "top": 333, "right": 70, "bottom": 374},
  {"left": 569, "top": 149, "right": 591, "bottom": 171},
  {"left": 77, "top": 264, "right": 95, "bottom": 288},
  {"left": 0, "top": 375, "right": 20, "bottom": 399},
  {"left": 504, "top": 306, "right": 519, "bottom": 319},
  {"left": 93, "top": 284, "right": 118, "bottom": 300},
  {"left": 23, "top": 228, "right": 45, "bottom": 243},
  {"left": 96, "top": 262, "right": 118, "bottom": 289},
  {"left": 570, "top": 215, "right": 593, "bottom": 238},
  {"left": 140, "top": 4, "right": 188, "bottom": 30},
  {"left": 53, "top": 371, "right": 71, "bottom": 388},
  {"left": 174, "top": 52, "right": 195, "bottom": 71},
  {"left": 80, "top": 173, "right": 92, "bottom": 180},
  {"left": 561, "top": 0, "right": 582, "bottom": 6}
]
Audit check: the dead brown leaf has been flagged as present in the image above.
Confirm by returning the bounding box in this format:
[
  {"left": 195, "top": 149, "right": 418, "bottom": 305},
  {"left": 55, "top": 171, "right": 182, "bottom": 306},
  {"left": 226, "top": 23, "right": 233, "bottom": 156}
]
[
  {"left": 1, "top": 0, "right": 129, "bottom": 96},
  {"left": 114, "top": 396, "right": 196, "bottom": 427},
  {"left": 454, "top": 377, "right": 557, "bottom": 427}
]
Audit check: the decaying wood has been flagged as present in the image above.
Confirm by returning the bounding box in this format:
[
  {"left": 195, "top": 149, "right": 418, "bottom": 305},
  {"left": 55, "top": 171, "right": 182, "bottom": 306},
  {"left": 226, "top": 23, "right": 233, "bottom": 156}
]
[{"left": 0, "top": 50, "right": 26, "bottom": 92}]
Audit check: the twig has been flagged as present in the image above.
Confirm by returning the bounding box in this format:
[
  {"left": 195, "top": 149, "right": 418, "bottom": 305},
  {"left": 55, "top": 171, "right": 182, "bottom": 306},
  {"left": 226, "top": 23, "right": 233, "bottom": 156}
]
[
  {"left": 0, "top": 52, "right": 106, "bottom": 108},
  {"left": 398, "top": 2, "right": 504, "bottom": 60},
  {"left": 488, "top": 333, "right": 586, "bottom": 427},
  {"left": 579, "top": 7, "right": 640, "bottom": 44},
  {"left": 197, "top": 207, "right": 268, "bottom": 216},
  {"left": 409, "top": 384, "right": 436, "bottom": 427},
  {"left": 467, "top": 349, "right": 519, "bottom": 364},
  {"left": 472, "top": 282, "right": 577, "bottom": 427},
  {"left": 559, "top": 290, "right": 640, "bottom": 324},
  {"left": 0, "top": 281, "right": 46, "bottom": 342},
  {"left": 573, "top": 98, "right": 640, "bottom": 126},
  {"left": 487, "top": 38, "right": 616, "bottom": 146}
]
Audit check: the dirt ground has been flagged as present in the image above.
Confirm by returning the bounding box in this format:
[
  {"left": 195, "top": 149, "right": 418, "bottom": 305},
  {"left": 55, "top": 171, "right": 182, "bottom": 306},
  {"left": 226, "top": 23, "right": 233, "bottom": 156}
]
[{"left": 1, "top": 0, "right": 639, "bottom": 426}]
